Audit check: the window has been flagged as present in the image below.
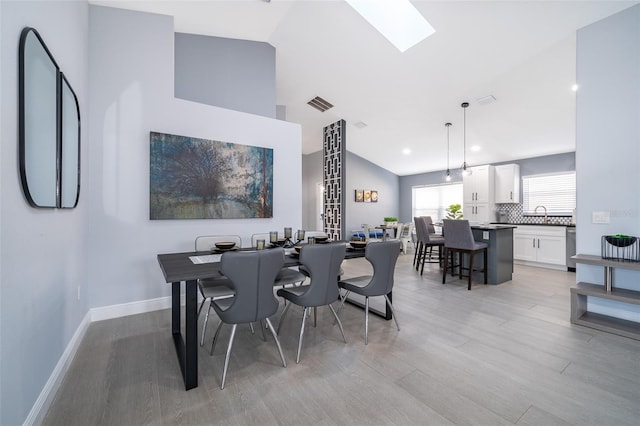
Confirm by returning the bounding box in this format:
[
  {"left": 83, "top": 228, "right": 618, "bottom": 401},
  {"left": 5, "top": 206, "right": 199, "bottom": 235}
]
[
  {"left": 522, "top": 171, "right": 576, "bottom": 215},
  {"left": 412, "top": 183, "right": 463, "bottom": 221}
]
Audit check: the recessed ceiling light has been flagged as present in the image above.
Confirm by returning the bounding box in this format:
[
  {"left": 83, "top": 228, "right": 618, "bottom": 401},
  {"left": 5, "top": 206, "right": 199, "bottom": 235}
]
[
  {"left": 470, "top": 145, "right": 481, "bottom": 152},
  {"left": 571, "top": 84, "right": 579, "bottom": 92},
  {"left": 402, "top": 148, "right": 411, "bottom": 155},
  {"left": 346, "top": 0, "right": 435, "bottom": 52}
]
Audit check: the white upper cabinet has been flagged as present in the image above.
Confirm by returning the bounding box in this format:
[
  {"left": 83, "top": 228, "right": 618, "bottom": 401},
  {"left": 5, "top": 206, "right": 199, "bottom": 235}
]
[
  {"left": 463, "top": 165, "right": 495, "bottom": 204},
  {"left": 463, "top": 165, "right": 495, "bottom": 222},
  {"left": 494, "top": 164, "right": 521, "bottom": 203}
]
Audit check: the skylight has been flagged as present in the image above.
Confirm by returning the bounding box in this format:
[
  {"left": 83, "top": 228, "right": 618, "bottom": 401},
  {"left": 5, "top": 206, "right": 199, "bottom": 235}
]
[{"left": 346, "top": 0, "right": 435, "bottom": 52}]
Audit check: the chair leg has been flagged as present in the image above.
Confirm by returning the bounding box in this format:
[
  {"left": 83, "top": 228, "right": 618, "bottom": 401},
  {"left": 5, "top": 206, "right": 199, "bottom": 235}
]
[
  {"left": 220, "top": 324, "right": 237, "bottom": 390},
  {"left": 198, "top": 296, "right": 208, "bottom": 317},
  {"left": 249, "top": 322, "right": 255, "bottom": 335},
  {"left": 384, "top": 294, "right": 400, "bottom": 332},
  {"left": 296, "top": 307, "right": 309, "bottom": 364},
  {"left": 259, "top": 319, "right": 267, "bottom": 341},
  {"left": 468, "top": 252, "right": 475, "bottom": 290},
  {"left": 313, "top": 306, "right": 317, "bottom": 328},
  {"left": 277, "top": 301, "right": 292, "bottom": 335},
  {"left": 201, "top": 303, "right": 212, "bottom": 346},
  {"left": 328, "top": 303, "right": 347, "bottom": 343},
  {"left": 364, "top": 297, "right": 369, "bottom": 345},
  {"left": 442, "top": 247, "right": 448, "bottom": 284},
  {"left": 265, "top": 317, "right": 287, "bottom": 368},
  {"left": 210, "top": 318, "right": 224, "bottom": 355}
]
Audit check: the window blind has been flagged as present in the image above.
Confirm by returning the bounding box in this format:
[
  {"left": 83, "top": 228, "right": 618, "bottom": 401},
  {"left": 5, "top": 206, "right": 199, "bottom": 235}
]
[
  {"left": 522, "top": 172, "right": 576, "bottom": 215},
  {"left": 412, "top": 183, "right": 463, "bottom": 221}
]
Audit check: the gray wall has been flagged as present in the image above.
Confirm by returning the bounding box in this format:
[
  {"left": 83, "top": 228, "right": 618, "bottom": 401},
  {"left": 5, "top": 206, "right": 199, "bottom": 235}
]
[
  {"left": 302, "top": 150, "right": 400, "bottom": 235},
  {"left": 1, "top": 2, "right": 89, "bottom": 424},
  {"left": 575, "top": 5, "right": 640, "bottom": 319},
  {"left": 1, "top": 3, "right": 300, "bottom": 424},
  {"left": 398, "top": 152, "right": 576, "bottom": 223},
  {"left": 175, "top": 32, "right": 276, "bottom": 118}
]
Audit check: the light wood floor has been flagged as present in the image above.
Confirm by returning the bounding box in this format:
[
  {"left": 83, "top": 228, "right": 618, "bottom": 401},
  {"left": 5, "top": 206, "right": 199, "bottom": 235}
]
[{"left": 43, "top": 254, "right": 640, "bottom": 425}]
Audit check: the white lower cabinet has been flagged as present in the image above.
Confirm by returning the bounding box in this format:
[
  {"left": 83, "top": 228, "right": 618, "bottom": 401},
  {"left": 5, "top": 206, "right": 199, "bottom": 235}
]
[{"left": 513, "top": 225, "right": 566, "bottom": 269}]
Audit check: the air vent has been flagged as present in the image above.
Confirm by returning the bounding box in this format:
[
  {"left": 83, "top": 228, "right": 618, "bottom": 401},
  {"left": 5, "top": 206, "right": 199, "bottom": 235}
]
[
  {"left": 307, "top": 96, "right": 333, "bottom": 112},
  {"left": 477, "top": 95, "right": 496, "bottom": 105},
  {"left": 353, "top": 121, "right": 368, "bottom": 129}
]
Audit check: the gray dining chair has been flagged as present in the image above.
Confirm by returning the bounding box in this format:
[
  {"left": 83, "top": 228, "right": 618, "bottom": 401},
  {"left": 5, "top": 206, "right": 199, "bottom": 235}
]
[
  {"left": 195, "top": 235, "right": 240, "bottom": 346},
  {"left": 249, "top": 233, "right": 307, "bottom": 290},
  {"left": 337, "top": 240, "right": 401, "bottom": 345},
  {"left": 276, "top": 243, "right": 347, "bottom": 363},
  {"left": 442, "top": 219, "right": 488, "bottom": 290},
  {"left": 208, "top": 248, "right": 288, "bottom": 389}
]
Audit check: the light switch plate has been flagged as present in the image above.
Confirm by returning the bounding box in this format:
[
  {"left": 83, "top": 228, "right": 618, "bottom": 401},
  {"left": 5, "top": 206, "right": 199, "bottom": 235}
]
[{"left": 592, "top": 211, "right": 610, "bottom": 224}]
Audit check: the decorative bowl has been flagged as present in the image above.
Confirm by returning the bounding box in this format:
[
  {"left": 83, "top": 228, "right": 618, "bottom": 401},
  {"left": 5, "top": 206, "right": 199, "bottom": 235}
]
[
  {"left": 314, "top": 236, "right": 328, "bottom": 242},
  {"left": 294, "top": 245, "right": 303, "bottom": 253},
  {"left": 349, "top": 241, "right": 367, "bottom": 249},
  {"left": 215, "top": 241, "right": 236, "bottom": 250},
  {"left": 605, "top": 235, "right": 637, "bottom": 247}
]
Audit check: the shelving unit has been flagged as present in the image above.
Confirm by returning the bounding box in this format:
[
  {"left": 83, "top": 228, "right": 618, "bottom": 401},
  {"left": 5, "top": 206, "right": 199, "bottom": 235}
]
[{"left": 571, "top": 254, "right": 640, "bottom": 340}]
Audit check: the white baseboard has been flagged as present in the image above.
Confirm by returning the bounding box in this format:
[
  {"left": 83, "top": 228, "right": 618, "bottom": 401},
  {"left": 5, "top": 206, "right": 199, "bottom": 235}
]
[
  {"left": 25, "top": 294, "right": 186, "bottom": 424},
  {"left": 90, "top": 295, "right": 173, "bottom": 322},
  {"left": 24, "top": 311, "right": 91, "bottom": 426}
]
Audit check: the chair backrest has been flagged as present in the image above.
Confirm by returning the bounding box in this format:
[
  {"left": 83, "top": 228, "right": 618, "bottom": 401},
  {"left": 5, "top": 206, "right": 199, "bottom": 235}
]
[
  {"left": 423, "top": 216, "right": 436, "bottom": 234},
  {"left": 218, "top": 248, "right": 285, "bottom": 324},
  {"left": 303, "top": 230, "right": 328, "bottom": 242},
  {"left": 361, "top": 240, "right": 402, "bottom": 296},
  {"left": 195, "top": 235, "right": 242, "bottom": 251},
  {"left": 443, "top": 219, "right": 475, "bottom": 250},
  {"left": 297, "top": 243, "right": 347, "bottom": 306},
  {"left": 399, "top": 222, "right": 412, "bottom": 239},
  {"left": 414, "top": 217, "right": 431, "bottom": 243}
]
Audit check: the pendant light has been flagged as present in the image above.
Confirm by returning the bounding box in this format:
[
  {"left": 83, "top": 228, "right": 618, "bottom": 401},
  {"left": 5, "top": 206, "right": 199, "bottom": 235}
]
[
  {"left": 444, "top": 122, "right": 452, "bottom": 181},
  {"left": 461, "top": 102, "right": 471, "bottom": 176}
]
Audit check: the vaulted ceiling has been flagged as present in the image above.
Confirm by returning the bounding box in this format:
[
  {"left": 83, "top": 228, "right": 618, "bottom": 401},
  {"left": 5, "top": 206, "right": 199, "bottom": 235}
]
[{"left": 90, "top": 0, "right": 638, "bottom": 175}]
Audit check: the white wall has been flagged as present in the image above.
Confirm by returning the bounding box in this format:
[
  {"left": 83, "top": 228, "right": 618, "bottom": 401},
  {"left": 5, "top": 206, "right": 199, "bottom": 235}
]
[
  {"left": 0, "top": 2, "right": 89, "bottom": 425},
  {"left": 576, "top": 4, "right": 640, "bottom": 319},
  {"left": 88, "top": 5, "right": 301, "bottom": 308}
]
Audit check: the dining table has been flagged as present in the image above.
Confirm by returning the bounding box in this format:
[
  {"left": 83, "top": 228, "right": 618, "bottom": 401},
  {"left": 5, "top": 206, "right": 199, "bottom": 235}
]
[{"left": 156, "top": 242, "right": 373, "bottom": 390}]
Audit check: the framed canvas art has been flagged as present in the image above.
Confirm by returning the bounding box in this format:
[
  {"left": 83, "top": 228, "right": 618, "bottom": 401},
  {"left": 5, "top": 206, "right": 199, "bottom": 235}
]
[{"left": 150, "top": 131, "right": 273, "bottom": 219}]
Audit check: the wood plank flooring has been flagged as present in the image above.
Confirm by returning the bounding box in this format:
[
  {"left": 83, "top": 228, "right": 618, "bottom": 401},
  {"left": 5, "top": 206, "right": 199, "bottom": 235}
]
[{"left": 43, "top": 254, "right": 640, "bottom": 425}]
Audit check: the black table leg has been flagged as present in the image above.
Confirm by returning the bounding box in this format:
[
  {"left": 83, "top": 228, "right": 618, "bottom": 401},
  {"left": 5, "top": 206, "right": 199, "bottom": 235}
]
[{"left": 171, "top": 280, "right": 198, "bottom": 390}]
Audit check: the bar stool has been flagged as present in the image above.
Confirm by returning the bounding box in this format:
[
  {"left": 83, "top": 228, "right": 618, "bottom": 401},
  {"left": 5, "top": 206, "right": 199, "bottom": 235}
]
[{"left": 442, "top": 219, "right": 487, "bottom": 290}]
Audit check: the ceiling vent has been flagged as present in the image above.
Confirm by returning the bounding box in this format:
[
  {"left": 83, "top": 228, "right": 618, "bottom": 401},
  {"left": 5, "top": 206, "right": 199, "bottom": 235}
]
[
  {"left": 477, "top": 95, "right": 497, "bottom": 105},
  {"left": 307, "top": 96, "right": 334, "bottom": 112},
  {"left": 353, "top": 121, "right": 368, "bottom": 129}
]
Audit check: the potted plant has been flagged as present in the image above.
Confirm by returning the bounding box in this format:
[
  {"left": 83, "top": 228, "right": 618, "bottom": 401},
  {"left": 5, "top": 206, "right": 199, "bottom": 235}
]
[
  {"left": 445, "top": 204, "right": 463, "bottom": 220},
  {"left": 383, "top": 216, "right": 398, "bottom": 227}
]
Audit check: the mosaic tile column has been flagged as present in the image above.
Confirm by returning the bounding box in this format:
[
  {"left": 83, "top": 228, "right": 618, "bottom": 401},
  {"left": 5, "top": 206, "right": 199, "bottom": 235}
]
[{"left": 323, "top": 120, "right": 346, "bottom": 240}]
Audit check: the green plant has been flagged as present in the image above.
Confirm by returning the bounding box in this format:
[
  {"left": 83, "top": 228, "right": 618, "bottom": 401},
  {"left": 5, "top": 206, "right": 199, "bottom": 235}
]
[
  {"left": 384, "top": 216, "right": 398, "bottom": 222},
  {"left": 445, "top": 204, "right": 463, "bottom": 220}
]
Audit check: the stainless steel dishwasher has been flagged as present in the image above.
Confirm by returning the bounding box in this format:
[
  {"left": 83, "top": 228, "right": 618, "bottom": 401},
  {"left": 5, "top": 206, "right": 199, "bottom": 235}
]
[{"left": 566, "top": 226, "right": 576, "bottom": 271}]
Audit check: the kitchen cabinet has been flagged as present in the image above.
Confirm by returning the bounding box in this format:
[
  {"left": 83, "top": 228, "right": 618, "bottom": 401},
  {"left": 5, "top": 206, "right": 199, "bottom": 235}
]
[
  {"left": 463, "top": 165, "right": 495, "bottom": 223},
  {"left": 513, "top": 225, "right": 566, "bottom": 269},
  {"left": 494, "top": 164, "right": 520, "bottom": 203}
]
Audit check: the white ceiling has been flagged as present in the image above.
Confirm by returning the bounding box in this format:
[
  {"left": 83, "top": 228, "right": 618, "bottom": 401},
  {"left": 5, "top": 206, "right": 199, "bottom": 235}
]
[{"left": 90, "top": 0, "right": 638, "bottom": 176}]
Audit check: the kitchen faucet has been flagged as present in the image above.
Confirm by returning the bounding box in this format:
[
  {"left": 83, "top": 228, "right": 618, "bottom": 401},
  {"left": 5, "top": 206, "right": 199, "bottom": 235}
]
[{"left": 534, "top": 205, "right": 548, "bottom": 223}]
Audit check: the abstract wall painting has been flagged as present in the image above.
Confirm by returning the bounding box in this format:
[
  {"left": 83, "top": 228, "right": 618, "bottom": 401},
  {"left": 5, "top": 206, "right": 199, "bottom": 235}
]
[{"left": 150, "top": 131, "right": 273, "bottom": 219}]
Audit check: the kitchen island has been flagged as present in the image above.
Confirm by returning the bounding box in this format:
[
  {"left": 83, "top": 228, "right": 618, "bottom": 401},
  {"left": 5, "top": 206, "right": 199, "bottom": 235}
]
[{"left": 470, "top": 224, "right": 516, "bottom": 284}]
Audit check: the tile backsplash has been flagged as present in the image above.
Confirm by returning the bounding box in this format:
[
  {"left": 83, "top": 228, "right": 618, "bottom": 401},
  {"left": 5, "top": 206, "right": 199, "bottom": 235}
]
[{"left": 496, "top": 203, "right": 573, "bottom": 226}]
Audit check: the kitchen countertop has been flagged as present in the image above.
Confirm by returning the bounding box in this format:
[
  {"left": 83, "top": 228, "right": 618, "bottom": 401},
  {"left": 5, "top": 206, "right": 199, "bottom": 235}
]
[
  {"left": 491, "top": 222, "right": 575, "bottom": 227},
  {"left": 471, "top": 224, "right": 517, "bottom": 230}
]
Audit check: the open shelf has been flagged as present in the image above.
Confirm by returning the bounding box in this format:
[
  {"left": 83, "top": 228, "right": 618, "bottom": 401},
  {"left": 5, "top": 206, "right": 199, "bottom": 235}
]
[{"left": 570, "top": 254, "right": 640, "bottom": 340}]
